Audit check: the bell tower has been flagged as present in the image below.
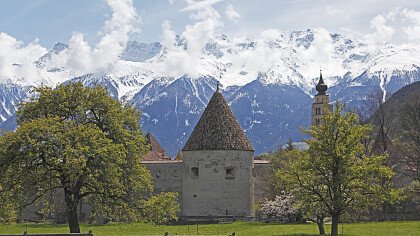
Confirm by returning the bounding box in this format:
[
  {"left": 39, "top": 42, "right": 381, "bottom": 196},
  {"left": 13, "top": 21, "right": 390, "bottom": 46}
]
[{"left": 311, "top": 70, "right": 330, "bottom": 126}]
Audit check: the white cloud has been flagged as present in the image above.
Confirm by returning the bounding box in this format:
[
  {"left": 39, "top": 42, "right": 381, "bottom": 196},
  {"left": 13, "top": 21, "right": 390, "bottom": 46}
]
[
  {"left": 181, "top": 0, "right": 224, "bottom": 12},
  {"left": 155, "top": 20, "right": 199, "bottom": 77},
  {"left": 399, "top": 8, "right": 420, "bottom": 43},
  {"left": 365, "top": 14, "right": 394, "bottom": 43},
  {"left": 326, "top": 6, "right": 349, "bottom": 19},
  {"left": 297, "top": 28, "right": 346, "bottom": 79},
  {"left": 0, "top": 33, "right": 47, "bottom": 85},
  {"left": 225, "top": 4, "right": 241, "bottom": 22},
  {"left": 50, "top": 0, "right": 139, "bottom": 75},
  {"left": 155, "top": 0, "right": 224, "bottom": 77},
  {"left": 155, "top": 2, "right": 348, "bottom": 84},
  {"left": 364, "top": 8, "right": 420, "bottom": 44},
  {"left": 259, "top": 28, "right": 284, "bottom": 41},
  {"left": 0, "top": 0, "right": 140, "bottom": 85},
  {"left": 3, "top": 0, "right": 420, "bottom": 90}
]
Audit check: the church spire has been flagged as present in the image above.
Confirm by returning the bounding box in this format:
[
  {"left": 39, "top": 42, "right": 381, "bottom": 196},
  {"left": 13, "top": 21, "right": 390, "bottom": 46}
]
[
  {"left": 316, "top": 69, "right": 328, "bottom": 95},
  {"left": 312, "top": 69, "right": 331, "bottom": 126}
]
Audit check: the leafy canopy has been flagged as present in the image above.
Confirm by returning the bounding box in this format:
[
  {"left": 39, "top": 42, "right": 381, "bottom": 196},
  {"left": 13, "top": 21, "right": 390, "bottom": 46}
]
[
  {"left": 0, "top": 83, "right": 157, "bottom": 229},
  {"left": 274, "top": 103, "right": 401, "bottom": 236}
]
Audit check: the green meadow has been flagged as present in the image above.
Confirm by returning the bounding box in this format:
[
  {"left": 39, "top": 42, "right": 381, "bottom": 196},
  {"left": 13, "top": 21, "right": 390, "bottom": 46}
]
[{"left": 1, "top": 221, "right": 419, "bottom": 236}]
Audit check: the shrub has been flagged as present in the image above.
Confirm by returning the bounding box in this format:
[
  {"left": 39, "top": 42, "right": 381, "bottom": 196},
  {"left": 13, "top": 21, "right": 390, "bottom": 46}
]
[{"left": 260, "top": 191, "right": 302, "bottom": 223}]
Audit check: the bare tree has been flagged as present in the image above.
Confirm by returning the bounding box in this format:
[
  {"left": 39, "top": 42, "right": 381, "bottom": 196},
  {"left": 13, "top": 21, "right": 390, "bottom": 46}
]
[
  {"left": 365, "top": 89, "right": 395, "bottom": 154},
  {"left": 398, "top": 97, "right": 420, "bottom": 182},
  {"left": 353, "top": 89, "right": 395, "bottom": 156}
]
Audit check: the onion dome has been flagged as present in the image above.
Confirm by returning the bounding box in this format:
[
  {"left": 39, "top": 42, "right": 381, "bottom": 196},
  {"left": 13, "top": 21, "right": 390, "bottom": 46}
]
[{"left": 316, "top": 70, "right": 328, "bottom": 95}]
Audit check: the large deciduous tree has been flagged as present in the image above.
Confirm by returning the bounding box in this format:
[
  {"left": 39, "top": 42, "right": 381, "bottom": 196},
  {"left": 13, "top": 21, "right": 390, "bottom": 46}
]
[
  {"left": 273, "top": 149, "right": 328, "bottom": 235},
  {"left": 0, "top": 83, "right": 161, "bottom": 232},
  {"left": 275, "top": 103, "right": 400, "bottom": 236}
]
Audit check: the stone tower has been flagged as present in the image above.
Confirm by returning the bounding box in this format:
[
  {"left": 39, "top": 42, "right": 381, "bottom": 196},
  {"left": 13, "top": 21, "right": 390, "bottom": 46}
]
[
  {"left": 311, "top": 70, "right": 330, "bottom": 126},
  {"left": 181, "top": 84, "right": 255, "bottom": 219}
]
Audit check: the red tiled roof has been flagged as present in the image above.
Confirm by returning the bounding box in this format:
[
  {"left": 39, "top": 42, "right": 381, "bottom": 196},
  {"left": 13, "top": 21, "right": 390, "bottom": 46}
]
[{"left": 142, "top": 132, "right": 171, "bottom": 161}]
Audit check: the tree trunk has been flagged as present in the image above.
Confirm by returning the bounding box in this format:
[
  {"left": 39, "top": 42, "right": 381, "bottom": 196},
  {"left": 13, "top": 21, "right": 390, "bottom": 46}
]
[
  {"left": 67, "top": 202, "right": 80, "bottom": 233},
  {"left": 331, "top": 212, "right": 340, "bottom": 236},
  {"left": 64, "top": 189, "right": 80, "bottom": 233},
  {"left": 316, "top": 215, "right": 325, "bottom": 235}
]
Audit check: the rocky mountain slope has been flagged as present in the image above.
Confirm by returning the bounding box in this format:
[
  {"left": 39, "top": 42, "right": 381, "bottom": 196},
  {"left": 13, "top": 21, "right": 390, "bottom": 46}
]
[{"left": 1, "top": 29, "right": 420, "bottom": 156}]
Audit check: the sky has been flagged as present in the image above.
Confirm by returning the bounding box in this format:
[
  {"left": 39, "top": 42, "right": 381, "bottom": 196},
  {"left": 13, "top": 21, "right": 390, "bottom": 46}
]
[
  {"left": 1, "top": 0, "right": 420, "bottom": 48},
  {"left": 1, "top": 0, "right": 420, "bottom": 85}
]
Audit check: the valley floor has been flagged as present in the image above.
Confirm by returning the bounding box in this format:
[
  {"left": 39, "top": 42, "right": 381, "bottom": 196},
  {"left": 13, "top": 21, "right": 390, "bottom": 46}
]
[{"left": 0, "top": 221, "right": 419, "bottom": 236}]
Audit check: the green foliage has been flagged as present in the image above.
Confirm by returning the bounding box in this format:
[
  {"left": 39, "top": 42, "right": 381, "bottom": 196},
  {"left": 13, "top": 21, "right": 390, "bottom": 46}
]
[
  {"left": 175, "top": 151, "right": 183, "bottom": 160},
  {"left": 142, "top": 192, "right": 180, "bottom": 225},
  {"left": 0, "top": 184, "right": 18, "bottom": 223},
  {"left": 273, "top": 103, "right": 401, "bottom": 236},
  {"left": 0, "top": 83, "right": 154, "bottom": 231},
  {"left": 284, "top": 138, "right": 295, "bottom": 151}
]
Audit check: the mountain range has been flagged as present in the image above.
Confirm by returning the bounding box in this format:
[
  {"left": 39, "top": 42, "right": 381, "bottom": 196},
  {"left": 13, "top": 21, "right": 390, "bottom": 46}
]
[{"left": 1, "top": 29, "right": 420, "bottom": 156}]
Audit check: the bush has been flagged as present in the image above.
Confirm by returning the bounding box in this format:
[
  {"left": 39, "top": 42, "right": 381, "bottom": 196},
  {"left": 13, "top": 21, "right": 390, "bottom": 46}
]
[
  {"left": 260, "top": 191, "right": 302, "bottom": 223},
  {"left": 142, "top": 192, "right": 180, "bottom": 225}
]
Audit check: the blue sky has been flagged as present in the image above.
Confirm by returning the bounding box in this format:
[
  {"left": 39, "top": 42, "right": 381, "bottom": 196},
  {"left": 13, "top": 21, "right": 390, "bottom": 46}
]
[{"left": 1, "top": 0, "right": 420, "bottom": 48}]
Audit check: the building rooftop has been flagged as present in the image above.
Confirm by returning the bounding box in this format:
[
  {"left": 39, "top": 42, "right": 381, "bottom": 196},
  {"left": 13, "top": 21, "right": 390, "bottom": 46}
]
[
  {"left": 316, "top": 70, "right": 328, "bottom": 95},
  {"left": 183, "top": 88, "right": 254, "bottom": 151},
  {"left": 142, "top": 132, "right": 172, "bottom": 161}
]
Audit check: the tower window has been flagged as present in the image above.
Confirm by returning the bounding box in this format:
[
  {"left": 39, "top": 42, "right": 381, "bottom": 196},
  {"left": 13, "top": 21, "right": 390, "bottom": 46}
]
[
  {"left": 155, "top": 170, "right": 162, "bottom": 179},
  {"left": 315, "top": 107, "right": 321, "bottom": 115},
  {"left": 225, "top": 167, "right": 235, "bottom": 179},
  {"left": 191, "top": 167, "right": 199, "bottom": 178}
]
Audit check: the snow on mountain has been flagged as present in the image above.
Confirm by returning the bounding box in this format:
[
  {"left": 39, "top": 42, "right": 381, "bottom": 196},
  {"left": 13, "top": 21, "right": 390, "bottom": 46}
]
[
  {"left": 1, "top": 29, "right": 420, "bottom": 155},
  {"left": 6, "top": 29, "right": 420, "bottom": 99},
  {"left": 36, "top": 42, "right": 69, "bottom": 69},
  {"left": 119, "top": 41, "right": 162, "bottom": 62},
  {"left": 0, "top": 82, "right": 30, "bottom": 130},
  {"left": 132, "top": 76, "right": 217, "bottom": 154}
]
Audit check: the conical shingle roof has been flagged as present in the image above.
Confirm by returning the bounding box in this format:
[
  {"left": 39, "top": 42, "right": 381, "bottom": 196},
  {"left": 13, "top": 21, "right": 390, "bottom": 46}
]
[{"left": 182, "top": 89, "right": 254, "bottom": 151}]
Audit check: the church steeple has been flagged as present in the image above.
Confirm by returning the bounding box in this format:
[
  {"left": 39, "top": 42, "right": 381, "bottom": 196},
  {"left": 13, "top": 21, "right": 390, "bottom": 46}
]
[
  {"left": 311, "top": 69, "right": 330, "bottom": 126},
  {"left": 316, "top": 70, "right": 328, "bottom": 95}
]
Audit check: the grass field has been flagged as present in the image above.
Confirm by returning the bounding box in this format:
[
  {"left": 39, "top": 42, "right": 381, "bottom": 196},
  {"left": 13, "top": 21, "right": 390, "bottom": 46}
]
[{"left": 0, "top": 221, "right": 419, "bottom": 236}]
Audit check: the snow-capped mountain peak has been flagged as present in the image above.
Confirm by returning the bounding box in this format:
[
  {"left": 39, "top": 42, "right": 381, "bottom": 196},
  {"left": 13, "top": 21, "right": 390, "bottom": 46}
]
[{"left": 1, "top": 29, "right": 420, "bottom": 155}]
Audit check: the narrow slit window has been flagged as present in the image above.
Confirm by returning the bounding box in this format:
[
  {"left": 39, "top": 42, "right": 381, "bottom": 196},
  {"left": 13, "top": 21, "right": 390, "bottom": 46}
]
[
  {"left": 191, "top": 167, "right": 199, "bottom": 178},
  {"left": 225, "top": 167, "right": 235, "bottom": 179}
]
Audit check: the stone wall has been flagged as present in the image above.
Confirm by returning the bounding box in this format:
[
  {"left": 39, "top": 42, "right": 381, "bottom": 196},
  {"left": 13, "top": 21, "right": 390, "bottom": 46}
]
[
  {"left": 254, "top": 160, "right": 271, "bottom": 204},
  {"left": 143, "top": 161, "right": 183, "bottom": 194},
  {"left": 20, "top": 158, "right": 271, "bottom": 221},
  {"left": 181, "top": 150, "right": 254, "bottom": 218}
]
